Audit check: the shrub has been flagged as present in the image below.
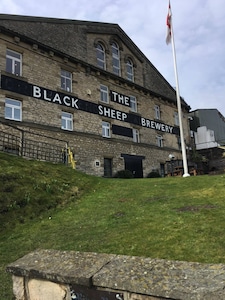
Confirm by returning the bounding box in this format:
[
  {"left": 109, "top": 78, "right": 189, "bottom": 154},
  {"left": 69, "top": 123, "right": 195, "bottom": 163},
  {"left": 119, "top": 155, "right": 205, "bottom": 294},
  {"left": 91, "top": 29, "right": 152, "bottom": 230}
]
[
  {"left": 147, "top": 171, "right": 161, "bottom": 178},
  {"left": 114, "top": 169, "right": 134, "bottom": 179}
]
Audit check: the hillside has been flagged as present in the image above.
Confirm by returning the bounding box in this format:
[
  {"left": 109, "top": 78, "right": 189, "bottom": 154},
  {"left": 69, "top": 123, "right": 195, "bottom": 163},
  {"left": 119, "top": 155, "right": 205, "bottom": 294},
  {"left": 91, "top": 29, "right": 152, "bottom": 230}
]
[{"left": 0, "top": 152, "right": 225, "bottom": 298}]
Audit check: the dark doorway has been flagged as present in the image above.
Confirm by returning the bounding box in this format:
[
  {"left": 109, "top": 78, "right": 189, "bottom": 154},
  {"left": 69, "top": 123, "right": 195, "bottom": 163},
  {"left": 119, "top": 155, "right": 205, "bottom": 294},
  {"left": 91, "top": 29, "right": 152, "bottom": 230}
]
[
  {"left": 104, "top": 158, "right": 112, "bottom": 177},
  {"left": 121, "top": 154, "right": 145, "bottom": 178},
  {"left": 160, "top": 163, "right": 165, "bottom": 177}
]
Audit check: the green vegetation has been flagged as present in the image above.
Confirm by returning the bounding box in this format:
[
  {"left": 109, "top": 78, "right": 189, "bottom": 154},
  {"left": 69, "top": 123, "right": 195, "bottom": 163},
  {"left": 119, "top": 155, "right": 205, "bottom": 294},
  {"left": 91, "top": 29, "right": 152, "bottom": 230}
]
[{"left": 1, "top": 152, "right": 225, "bottom": 298}]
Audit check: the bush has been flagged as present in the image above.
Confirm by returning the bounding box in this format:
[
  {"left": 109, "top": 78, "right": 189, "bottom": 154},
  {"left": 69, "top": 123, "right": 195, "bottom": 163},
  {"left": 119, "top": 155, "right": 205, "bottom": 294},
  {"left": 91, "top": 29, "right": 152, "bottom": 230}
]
[
  {"left": 147, "top": 171, "right": 161, "bottom": 178},
  {"left": 114, "top": 169, "right": 134, "bottom": 179}
]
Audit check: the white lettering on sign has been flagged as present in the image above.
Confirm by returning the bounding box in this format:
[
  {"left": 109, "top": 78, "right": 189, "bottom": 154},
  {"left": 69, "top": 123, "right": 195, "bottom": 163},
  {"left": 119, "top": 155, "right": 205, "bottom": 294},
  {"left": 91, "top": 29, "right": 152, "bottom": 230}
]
[
  {"left": 1, "top": 75, "right": 177, "bottom": 135},
  {"left": 33, "top": 86, "right": 79, "bottom": 109},
  {"left": 44, "top": 90, "right": 51, "bottom": 101},
  {"left": 98, "top": 105, "right": 127, "bottom": 121},
  {"left": 52, "top": 93, "right": 62, "bottom": 104},
  {"left": 141, "top": 117, "right": 174, "bottom": 133},
  {"left": 111, "top": 91, "right": 130, "bottom": 107},
  {"left": 33, "top": 86, "right": 41, "bottom": 98}
]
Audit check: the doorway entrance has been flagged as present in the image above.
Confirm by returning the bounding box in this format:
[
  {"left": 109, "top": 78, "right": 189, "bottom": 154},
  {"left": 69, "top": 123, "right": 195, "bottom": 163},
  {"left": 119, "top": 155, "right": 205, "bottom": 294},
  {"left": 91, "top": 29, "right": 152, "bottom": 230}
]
[
  {"left": 121, "top": 154, "right": 145, "bottom": 178},
  {"left": 104, "top": 158, "right": 112, "bottom": 177}
]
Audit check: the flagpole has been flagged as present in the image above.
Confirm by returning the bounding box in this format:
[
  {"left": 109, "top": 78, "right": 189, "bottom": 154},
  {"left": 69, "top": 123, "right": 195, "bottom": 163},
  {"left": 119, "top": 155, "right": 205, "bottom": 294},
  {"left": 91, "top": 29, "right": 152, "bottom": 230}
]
[{"left": 169, "top": 3, "right": 190, "bottom": 177}]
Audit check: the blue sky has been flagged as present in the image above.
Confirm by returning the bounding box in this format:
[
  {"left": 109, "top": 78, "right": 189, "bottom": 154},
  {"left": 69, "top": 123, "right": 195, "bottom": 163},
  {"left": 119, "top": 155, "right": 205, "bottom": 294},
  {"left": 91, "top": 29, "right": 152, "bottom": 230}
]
[{"left": 2, "top": 0, "right": 225, "bottom": 116}]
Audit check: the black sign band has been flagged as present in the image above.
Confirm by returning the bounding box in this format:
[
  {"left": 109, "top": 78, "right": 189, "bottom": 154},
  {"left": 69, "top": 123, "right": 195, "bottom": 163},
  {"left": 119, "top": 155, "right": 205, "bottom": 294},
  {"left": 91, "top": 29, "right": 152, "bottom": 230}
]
[{"left": 1, "top": 75, "right": 179, "bottom": 135}]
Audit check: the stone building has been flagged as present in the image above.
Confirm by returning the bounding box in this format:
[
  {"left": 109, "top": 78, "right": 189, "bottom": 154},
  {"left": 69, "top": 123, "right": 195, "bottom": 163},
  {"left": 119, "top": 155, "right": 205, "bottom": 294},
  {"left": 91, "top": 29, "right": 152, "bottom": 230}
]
[
  {"left": 0, "top": 14, "right": 191, "bottom": 177},
  {"left": 189, "top": 109, "right": 225, "bottom": 147},
  {"left": 189, "top": 109, "right": 225, "bottom": 173}
]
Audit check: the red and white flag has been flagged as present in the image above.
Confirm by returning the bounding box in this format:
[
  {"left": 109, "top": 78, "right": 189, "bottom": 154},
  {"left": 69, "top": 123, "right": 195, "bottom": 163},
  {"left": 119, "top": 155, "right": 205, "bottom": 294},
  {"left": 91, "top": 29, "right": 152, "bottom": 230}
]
[{"left": 166, "top": 1, "right": 172, "bottom": 44}]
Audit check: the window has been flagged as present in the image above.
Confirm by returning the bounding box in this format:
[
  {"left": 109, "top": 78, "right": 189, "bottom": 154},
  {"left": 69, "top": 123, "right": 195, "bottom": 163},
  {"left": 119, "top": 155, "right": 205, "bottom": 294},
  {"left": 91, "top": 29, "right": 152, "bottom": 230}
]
[
  {"left": 5, "top": 98, "right": 22, "bottom": 121},
  {"left": 102, "top": 121, "right": 111, "bottom": 138},
  {"left": 61, "top": 111, "right": 73, "bottom": 131},
  {"left": 61, "top": 70, "right": 72, "bottom": 92},
  {"left": 100, "top": 84, "right": 109, "bottom": 103},
  {"left": 130, "top": 96, "right": 137, "bottom": 112},
  {"left": 96, "top": 43, "right": 106, "bottom": 69},
  {"left": 133, "top": 128, "right": 140, "bottom": 143},
  {"left": 6, "top": 49, "right": 22, "bottom": 76},
  {"left": 156, "top": 135, "right": 163, "bottom": 147},
  {"left": 174, "top": 112, "right": 179, "bottom": 126},
  {"left": 112, "top": 42, "right": 120, "bottom": 76},
  {"left": 126, "top": 59, "right": 134, "bottom": 82},
  {"left": 154, "top": 105, "right": 161, "bottom": 120}
]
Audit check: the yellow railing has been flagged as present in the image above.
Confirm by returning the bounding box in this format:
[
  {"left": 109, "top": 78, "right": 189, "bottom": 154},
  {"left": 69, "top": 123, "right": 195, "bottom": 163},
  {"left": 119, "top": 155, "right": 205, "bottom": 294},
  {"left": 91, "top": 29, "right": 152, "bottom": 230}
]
[{"left": 67, "top": 147, "right": 76, "bottom": 169}]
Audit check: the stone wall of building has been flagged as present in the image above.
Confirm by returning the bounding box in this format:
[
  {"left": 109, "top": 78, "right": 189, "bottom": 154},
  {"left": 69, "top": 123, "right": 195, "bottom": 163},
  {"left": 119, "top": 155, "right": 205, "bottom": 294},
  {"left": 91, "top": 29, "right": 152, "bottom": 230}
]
[
  {"left": 86, "top": 32, "right": 145, "bottom": 87},
  {"left": 0, "top": 21, "right": 191, "bottom": 177},
  {"left": 6, "top": 249, "right": 225, "bottom": 300}
]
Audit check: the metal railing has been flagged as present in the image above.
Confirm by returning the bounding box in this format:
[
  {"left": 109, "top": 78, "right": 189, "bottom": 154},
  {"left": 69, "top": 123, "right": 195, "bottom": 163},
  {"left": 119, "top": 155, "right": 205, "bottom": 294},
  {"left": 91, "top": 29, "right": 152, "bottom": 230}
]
[{"left": 0, "top": 125, "right": 70, "bottom": 165}]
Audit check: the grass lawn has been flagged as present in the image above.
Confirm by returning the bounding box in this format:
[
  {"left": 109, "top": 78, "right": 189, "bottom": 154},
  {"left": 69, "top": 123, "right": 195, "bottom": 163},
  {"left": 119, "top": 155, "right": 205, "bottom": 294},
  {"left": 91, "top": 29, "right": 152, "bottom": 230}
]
[{"left": 0, "top": 152, "right": 225, "bottom": 298}]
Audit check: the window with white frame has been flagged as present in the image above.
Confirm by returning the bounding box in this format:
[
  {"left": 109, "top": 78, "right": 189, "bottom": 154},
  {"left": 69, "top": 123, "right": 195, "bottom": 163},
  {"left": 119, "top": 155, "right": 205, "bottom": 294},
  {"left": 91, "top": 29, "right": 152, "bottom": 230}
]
[
  {"left": 133, "top": 128, "right": 140, "bottom": 143},
  {"left": 96, "top": 43, "right": 106, "bottom": 70},
  {"left": 130, "top": 95, "right": 137, "bottom": 112},
  {"left": 174, "top": 111, "right": 179, "bottom": 126},
  {"left": 61, "top": 111, "right": 73, "bottom": 131},
  {"left": 100, "top": 84, "right": 109, "bottom": 103},
  {"left": 156, "top": 135, "right": 163, "bottom": 147},
  {"left": 6, "top": 49, "right": 22, "bottom": 76},
  {"left": 61, "top": 70, "right": 72, "bottom": 92},
  {"left": 154, "top": 105, "right": 161, "bottom": 120},
  {"left": 126, "top": 59, "right": 134, "bottom": 82},
  {"left": 102, "top": 121, "right": 111, "bottom": 138},
  {"left": 112, "top": 42, "right": 120, "bottom": 76},
  {"left": 5, "top": 98, "right": 22, "bottom": 121}
]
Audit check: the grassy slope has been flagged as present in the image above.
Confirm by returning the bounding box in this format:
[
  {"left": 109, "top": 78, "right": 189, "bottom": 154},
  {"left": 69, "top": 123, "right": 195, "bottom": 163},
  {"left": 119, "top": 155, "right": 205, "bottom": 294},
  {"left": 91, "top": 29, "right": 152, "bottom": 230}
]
[{"left": 0, "top": 152, "right": 225, "bottom": 298}]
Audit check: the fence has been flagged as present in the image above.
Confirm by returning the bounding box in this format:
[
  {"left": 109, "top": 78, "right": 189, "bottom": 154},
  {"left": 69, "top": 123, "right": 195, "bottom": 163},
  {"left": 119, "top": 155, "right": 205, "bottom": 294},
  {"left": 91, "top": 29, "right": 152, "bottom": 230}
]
[{"left": 0, "top": 124, "right": 70, "bottom": 165}]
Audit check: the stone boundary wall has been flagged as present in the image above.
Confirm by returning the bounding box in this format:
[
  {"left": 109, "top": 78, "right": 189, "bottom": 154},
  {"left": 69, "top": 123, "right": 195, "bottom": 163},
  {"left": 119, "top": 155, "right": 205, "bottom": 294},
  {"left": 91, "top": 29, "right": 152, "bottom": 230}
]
[{"left": 6, "top": 249, "right": 225, "bottom": 300}]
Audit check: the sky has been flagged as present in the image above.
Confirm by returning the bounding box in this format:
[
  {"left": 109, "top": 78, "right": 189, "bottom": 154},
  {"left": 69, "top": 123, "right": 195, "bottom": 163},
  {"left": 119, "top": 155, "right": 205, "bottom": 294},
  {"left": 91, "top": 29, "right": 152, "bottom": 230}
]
[{"left": 1, "top": 0, "right": 225, "bottom": 116}]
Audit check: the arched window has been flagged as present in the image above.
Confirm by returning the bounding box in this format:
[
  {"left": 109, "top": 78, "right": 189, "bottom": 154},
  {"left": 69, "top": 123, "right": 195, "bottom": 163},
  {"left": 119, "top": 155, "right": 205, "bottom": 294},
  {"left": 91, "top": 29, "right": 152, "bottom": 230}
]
[
  {"left": 96, "top": 43, "right": 106, "bottom": 69},
  {"left": 112, "top": 42, "right": 120, "bottom": 76},
  {"left": 126, "top": 59, "right": 134, "bottom": 82}
]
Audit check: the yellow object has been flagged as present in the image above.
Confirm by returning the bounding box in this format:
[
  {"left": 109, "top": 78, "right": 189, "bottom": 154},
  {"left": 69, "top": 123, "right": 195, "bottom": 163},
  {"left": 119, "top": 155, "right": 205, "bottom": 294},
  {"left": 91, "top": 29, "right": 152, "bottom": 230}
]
[{"left": 68, "top": 147, "right": 76, "bottom": 169}]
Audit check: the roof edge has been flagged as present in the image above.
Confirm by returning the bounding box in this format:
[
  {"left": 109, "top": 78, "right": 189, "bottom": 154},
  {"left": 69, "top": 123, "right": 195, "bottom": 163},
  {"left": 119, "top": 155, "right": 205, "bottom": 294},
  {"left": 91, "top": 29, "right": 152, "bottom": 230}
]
[{"left": 0, "top": 13, "right": 117, "bottom": 26}]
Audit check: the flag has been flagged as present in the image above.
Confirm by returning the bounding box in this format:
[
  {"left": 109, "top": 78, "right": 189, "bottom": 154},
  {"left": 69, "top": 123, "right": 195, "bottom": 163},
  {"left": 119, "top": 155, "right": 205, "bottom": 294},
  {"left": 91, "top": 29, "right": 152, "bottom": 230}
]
[{"left": 166, "top": 1, "right": 172, "bottom": 44}]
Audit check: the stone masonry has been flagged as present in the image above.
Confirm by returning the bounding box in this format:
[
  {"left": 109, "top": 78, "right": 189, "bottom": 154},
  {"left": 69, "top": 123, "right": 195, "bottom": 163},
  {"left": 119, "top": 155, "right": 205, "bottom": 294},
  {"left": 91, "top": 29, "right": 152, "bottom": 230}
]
[{"left": 6, "top": 249, "right": 225, "bottom": 300}]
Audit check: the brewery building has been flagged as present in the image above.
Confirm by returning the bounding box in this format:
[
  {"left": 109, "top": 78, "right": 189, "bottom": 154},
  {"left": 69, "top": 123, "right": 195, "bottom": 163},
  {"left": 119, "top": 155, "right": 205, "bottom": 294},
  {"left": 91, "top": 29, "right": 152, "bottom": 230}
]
[{"left": 0, "top": 14, "right": 191, "bottom": 177}]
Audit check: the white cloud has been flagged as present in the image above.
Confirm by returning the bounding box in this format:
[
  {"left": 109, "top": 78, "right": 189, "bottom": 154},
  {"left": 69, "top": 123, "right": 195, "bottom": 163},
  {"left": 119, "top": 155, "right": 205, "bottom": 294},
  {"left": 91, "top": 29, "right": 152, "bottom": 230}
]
[{"left": 2, "top": 0, "right": 22, "bottom": 14}]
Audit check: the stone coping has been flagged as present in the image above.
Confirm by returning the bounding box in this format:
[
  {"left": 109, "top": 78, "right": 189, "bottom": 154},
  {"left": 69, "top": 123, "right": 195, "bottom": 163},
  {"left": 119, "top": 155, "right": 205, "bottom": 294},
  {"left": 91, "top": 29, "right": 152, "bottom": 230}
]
[
  {"left": 6, "top": 249, "right": 225, "bottom": 300},
  {"left": 6, "top": 249, "right": 116, "bottom": 287}
]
